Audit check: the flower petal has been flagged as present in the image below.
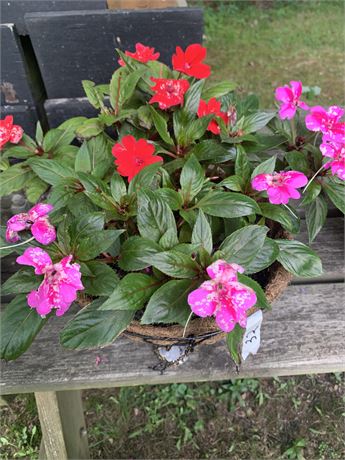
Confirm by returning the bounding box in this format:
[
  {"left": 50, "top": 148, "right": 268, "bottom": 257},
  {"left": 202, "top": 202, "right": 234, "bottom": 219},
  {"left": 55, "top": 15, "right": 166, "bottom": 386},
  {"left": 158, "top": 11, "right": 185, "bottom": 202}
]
[
  {"left": 31, "top": 217, "right": 56, "bottom": 245},
  {"left": 16, "top": 247, "right": 52, "bottom": 275}
]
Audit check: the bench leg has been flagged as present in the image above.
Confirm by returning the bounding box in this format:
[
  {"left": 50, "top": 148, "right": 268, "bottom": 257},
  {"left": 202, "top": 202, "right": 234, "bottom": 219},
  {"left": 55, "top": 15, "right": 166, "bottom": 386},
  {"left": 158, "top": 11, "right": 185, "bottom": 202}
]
[{"left": 35, "top": 390, "right": 89, "bottom": 460}]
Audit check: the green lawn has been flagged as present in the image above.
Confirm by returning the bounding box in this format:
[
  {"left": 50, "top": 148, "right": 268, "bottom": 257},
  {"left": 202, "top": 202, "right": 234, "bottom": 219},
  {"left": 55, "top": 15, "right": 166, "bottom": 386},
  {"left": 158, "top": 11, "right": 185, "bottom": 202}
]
[{"left": 1, "top": 1, "right": 344, "bottom": 459}]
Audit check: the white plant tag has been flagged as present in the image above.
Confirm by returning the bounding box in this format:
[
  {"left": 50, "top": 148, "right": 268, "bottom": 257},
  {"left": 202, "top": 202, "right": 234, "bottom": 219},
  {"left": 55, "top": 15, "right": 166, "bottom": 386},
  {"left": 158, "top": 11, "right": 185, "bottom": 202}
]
[{"left": 241, "top": 310, "right": 263, "bottom": 361}]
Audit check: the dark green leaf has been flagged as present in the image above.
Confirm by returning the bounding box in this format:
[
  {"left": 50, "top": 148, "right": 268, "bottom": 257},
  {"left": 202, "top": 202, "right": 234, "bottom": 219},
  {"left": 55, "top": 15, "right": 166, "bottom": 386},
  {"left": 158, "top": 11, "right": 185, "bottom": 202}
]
[
  {"left": 81, "top": 261, "right": 119, "bottom": 296},
  {"left": 323, "top": 176, "right": 345, "bottom": 213},
  {"left": 1, "top": 295, "right": 47, "bottom": 360},
  {"left": 155, "top": 188, "right": 183, "bottom": 210},
  {"left": 192, "top": 209, "right": 213, "bottom": 254},
  {"left": 100, "top": 274, "right": 160, "bottom": 311},
  {"left": 60, "top": 298, "right": 134, "bottom": 350},
  {"left": 259, "top": 202, "right": 300, "bottom": 233},
  {"left": 76, "top": 229, "right": 124, "bottom": 261},
  {"left": 219, "top": 225, "right": 268, "bottom": 269},
  {"left": 1, "top": 268, "right": 41, "bottom": 295},
  {"left": 75, "top": 142, "right": 92, "bottom": 173},
  {"left": 300, "top": 181, "right": 321, "bottom": 205},
  {"left": 75, "top": 118, "right": 104, "bottom": 139},
  {"left": 251, "top": 155, "right": 276, "bottom": 178},
  {"left": 180, "top": 154, "right": 204, "bottom": 202},
  {"left": 285, "top": 151, "right": 309, "bottom": 174},
  {"left": 305, "top": 195, "right": 327, "bottom": 243},
  {"left": 43, "top": 128, "right": 75, "bottom": 152},
  {"left": 119, "top": 236, "right": 162, "bottom": 271},
  {"left": 276, "top": 240, "right": 323, "bottom": 277},
  {"left": 128, "top": 162, "right": 162, "bottom": 195},
  {"left": 202, "top": 81, "right": 237, "bottom": 100},
  {"left": 110, "top": 172, "right": 127, "bottom": 203},
  {"left": 245, "top": 238, "right": 279, "bottom": 274},
  {"left": 220, "top": 175, "right": 243, "bottom": 192},
  {"left": 142, "top": 250, "right": 200, "bottom": 278},
  {"left": 149, "top": 106, "right": 174, "bottom": 146},
  {"left": 226, "top": 324, "right": 244, "bottom": 365},
  {"left": 29, "top": 159, "right": 75, "bottom": 186},
  {"left": 242, "top": 111, "right": 275, "bottom": 133},
  {"left": 0, "top": 164, "right": 33, "bottom": 197},
  {"left": 235, "top": 147, "right": 251, "bottom": 183},
  {"left": 25, "top": 176, "right": 48, "bottom": 203},
  {"left": 184, "top": 79, "right": 205, "bottom": 114},
  {"left": 197, "top": 190, "right": 260, "bottom": 218},
  {"left": 191, "top": 139, "right": 235, "bottom": 163},
  {"left": 141, "top": 279, "right": 195, "bottom": 325}
]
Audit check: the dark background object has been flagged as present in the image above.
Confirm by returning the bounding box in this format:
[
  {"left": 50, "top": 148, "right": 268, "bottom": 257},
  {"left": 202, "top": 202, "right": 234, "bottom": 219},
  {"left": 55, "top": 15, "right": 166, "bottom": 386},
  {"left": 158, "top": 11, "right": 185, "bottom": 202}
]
[
  {"left": 1, "top": 0, "right": 107, "bottom": 35},
  {"left": 0, "top": 104, "right": 38, "bottom": 137},
  {"left": 25, "top": 8, "right": 203, "bottom": 99},
  {"left": 44, "top": 98, "right": 99, "bottom": 128}
]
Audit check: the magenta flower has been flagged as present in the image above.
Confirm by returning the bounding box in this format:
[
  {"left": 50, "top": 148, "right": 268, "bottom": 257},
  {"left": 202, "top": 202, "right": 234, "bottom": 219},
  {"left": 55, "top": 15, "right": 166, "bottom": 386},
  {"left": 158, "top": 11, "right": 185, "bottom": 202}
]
[
  {"left": 252, "top": 171, "right": 308, "bottom": 205},
  {"left": 275, "top": 81, "right": 309, "bottom": 120},
  {"left": 320, "top": 139, "right": 345, "bottom": 181},
  {"left": 305, "top": 106, "right": 345, "bottom": 142},
  {"left": 16, "top": 247, "right": 84, "bottom": 317},
  {"left": 187, "top": 260, "right": 257, "bottom": 333},
  {"left": 6, "top": 203, "right": 56, "bottom": 245}
]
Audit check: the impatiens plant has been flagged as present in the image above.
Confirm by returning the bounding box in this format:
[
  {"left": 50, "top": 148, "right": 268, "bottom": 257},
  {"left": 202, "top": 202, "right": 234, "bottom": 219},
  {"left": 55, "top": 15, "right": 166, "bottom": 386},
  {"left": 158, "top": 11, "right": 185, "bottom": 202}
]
[{"left": 1, "top": 42, "right": 344, "bottom": 363}]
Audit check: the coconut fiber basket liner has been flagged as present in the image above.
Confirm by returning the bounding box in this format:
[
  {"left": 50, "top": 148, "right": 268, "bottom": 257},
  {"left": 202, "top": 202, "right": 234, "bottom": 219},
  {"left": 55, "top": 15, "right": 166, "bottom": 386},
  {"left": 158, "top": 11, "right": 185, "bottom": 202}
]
[{"left": 124, "top": 233, "right": 292, "bottom": 347}]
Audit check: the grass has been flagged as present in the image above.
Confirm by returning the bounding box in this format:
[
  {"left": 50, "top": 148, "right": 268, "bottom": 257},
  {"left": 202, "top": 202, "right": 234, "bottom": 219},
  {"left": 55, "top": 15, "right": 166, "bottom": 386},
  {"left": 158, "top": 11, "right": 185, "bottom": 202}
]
[
  {"left": 202, "top": 0, "right": 345, "bottom": 107},
  {"left": 0, "top": 374, "right": 344, "bottom": 459},
  {"left": 1, "top": 1, "right": 344, "bottom": 459}
]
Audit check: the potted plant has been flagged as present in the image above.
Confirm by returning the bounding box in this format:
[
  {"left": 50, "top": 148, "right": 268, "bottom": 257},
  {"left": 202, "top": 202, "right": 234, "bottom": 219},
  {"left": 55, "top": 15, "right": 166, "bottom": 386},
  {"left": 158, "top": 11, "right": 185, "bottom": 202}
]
[{"left": 1, "top": 43, "right": 344, "bottom": 364}]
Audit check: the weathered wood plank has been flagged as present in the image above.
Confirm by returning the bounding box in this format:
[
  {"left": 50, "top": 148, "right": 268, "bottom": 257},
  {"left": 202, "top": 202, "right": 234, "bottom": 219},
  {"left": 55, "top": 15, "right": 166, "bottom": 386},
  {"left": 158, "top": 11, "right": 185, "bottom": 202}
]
[
  {"left": 1, "top": 282, "right": 344, "bottom": 394},
  {"left": 35, "top": 392, "right": 68, "bottom": 460},
  {"left": 1, "top": 104, "right": 38, "bottom": 137},
  {"left": 25, "top": 8, "right": 203, "bottom": 98},
  {"left": 44, "top": 97, "right": 98, "bottom": 129},
  {"left": 1, "top": 0, "right": 107, "bottom": 35}
]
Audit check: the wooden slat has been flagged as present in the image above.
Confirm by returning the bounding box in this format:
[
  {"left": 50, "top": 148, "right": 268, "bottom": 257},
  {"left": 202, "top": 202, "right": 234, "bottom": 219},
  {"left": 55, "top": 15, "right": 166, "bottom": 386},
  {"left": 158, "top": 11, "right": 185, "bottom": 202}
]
[
  {"left": 25, "top": 8, "right": 203, "bottom": 98},
  {"left": 107, "top": 0, "right": 187, "bottom": 8},
  {"left": 1, "top": 282, "right": 344, "bottom": 395}
]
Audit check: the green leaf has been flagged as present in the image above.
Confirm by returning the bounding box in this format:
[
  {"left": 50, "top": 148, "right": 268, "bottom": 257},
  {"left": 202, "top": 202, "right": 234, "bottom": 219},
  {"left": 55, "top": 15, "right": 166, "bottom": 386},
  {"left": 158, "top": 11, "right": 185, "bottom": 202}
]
[
  {"left": 109, "top": 67, "right": 127, "bottom": 110},
  {"left": 238, "top": 274, "right": 270, "bottom": 309},
  {"left": 258, "top": 202, "right": 300, "bottom": 233},
  {"left": 155, "top": 188, "right": 183, "bottom": 211},
  {"left": 119, "top": 236, "right": 162, "bottom": 271},
  {"left": 184, "top": 79, "right": 205, "bottom": 114},
  {"left": 149, "top": 106, "right": 174, "bottom": 146},
  {"left": 180, "top": 154, "right": 204, "bottom": 202},
  {"left": 137, "top": 189, "right": 178, "bottom": 244},
  {"left": 121, "top": 67, "right": 147, "bottom": 106},
  {"left": 1, "top": 268, "right": 41, "bottom": 295},
  {"left": 43, "top": 128, "right": 75, "bottom": 152},
  {"left": 0, "top": 164, "right": 33, "bottom": 197},
  {"left": 323, "top": 176, "right": 345, "bottom": 213},
  {"left": 226, "top": 324, "right": 244, "bottom": 365},
  {"left": 141, "top": 279, "right": 195, "bottom": 325},
  {"left": 128, "top": 162, "right": 162, "bottom": 195},
  {"left": 76, "top": 229, "right": 124, "bottom": 261},
  {"left": 35, "top": 122, "right": 44, "bottom": 145},
  {"left": 192, "top": 209, "right": 213, "bottom": 254},
  {"left": 191, "top": 139, "right": 235, "bottom": 163},
  {"left": 75, "top": 118, "right": 104, "bottom": 139},
  {"left": 29, "top": 159, "right": 75, "bottom": 186},
  {"left": 276, "top": 239, "right": 323, "bottom": 278},
  {"left": 197, "top": 190, "right": 260, "bottom": 218},
  {"left": 219, "top": 225, "right": 268, "bottom": 269},
  {"left": 110, "top": 172, "right": 127, "bottom": 203},
  {"left": 220, "top": 175, "right": 243, "bottom": 192},
  {"left": 2, "top": 145, "right": 35, "bottom": 160},
  {"left": 300, "top": 181, "right": 321, "bottom": 205},
  {"left": 285, "top": 151, "right": 309, "bottom": 174},
  {"left": 251, "top": 155, "right": 276, "bottom": 179},
  {"left": 60, "top": 298, "right": 134, "bottom": 350},
  {"left": 242, "top": 111, "right": 275, "bottom": 134},
  {"left": 100, "top": 274, "right": 159, "bottom": 311},
  {"left": 235, "top": 147, "right": 251, "bottom": 183},
  {"left": 305, "top": 195, "right": 327, "bottom": 243},
  {"left": 81, "top": 261, "right": 119, "bottom": 296},
  {"left": 142, "top": 250, "right": 200, "bottom": 278},
  {"left": 245, "top": 238, "right": 279, "bottom": 274},
  {"left": 25, "top": 176, "right": 48, "bottom": 203},
  {"left": 75, "top": 142, "right": 92, "bottom": 172},
  {"left": 202, "top": 81, "right": 237, "bottom": 100},
  {"left": 1, "top": 295, "right": 47, "bottom": 360},
  {"left": 69, "top": 212, "right": 105, "bottom": 240},
  {"left": 82, "top": 80, "right": 104, "bottom": 109}
]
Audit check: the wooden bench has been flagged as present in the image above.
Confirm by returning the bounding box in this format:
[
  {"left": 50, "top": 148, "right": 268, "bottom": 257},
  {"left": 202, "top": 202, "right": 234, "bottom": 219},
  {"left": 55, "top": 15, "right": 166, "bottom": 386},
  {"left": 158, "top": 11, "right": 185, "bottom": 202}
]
[{"left": 1, "top": 216, "right": 344, "bottom": 459}]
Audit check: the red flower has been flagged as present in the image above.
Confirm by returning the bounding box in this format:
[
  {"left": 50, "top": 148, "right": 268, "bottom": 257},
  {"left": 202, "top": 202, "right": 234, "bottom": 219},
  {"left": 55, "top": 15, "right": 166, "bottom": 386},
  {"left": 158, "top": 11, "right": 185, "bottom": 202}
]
[
  {"left": 197, "top": 98, "right": 229, "bottom": 135},
  {"left": 118, "top": 42, "right": 160, "bottom": 66},
  {"left": 149, "top": 77, "right": 190, "bottom": 110},
  {"left": 112, "top": 135, "right": 163, "bottom": 182},
  {"left": 172, "top": 44, "right": 211, "bottom": 79},
  {"left": 0, "top": 115, "right": 24, "bottom": 149}
]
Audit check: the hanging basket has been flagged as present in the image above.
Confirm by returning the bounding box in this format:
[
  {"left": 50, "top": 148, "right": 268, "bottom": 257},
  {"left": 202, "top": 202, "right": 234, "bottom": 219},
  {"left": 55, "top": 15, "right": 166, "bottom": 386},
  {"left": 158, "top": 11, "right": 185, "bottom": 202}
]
[{"left": 123, "top": 229, "right": 292, "bottom": 346}]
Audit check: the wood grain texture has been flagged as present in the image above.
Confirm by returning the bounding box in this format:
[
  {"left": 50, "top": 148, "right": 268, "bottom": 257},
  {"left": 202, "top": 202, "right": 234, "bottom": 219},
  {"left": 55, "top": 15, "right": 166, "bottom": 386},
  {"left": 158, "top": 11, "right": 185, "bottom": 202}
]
[
  {"left": 0, "top": 25, "right": 35, "bottom": 106},
  {"left": 1, "top": 282, "right": 344, "bottom": 394},
  {"left": 44, "top": 98, "right": 98, "bottom": 129},
  {"left": 25, "top": 8, "right": 203, "bottom": 98},
  {"left": 35, "top": 392, "right": 68, "bottom": 460},
  {"left": 1, "top": 0, "right": 107, "bottom": 35},
  {"left": 107, "top": 0, "right": 187, "bottom": 8}
]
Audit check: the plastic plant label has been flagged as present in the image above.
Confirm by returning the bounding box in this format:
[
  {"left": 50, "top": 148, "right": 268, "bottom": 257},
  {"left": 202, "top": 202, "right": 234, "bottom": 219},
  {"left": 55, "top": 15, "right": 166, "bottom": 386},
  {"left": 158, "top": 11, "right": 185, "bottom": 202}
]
[{"left": 241, "top": 310, "right": 263, "bottom": 361}]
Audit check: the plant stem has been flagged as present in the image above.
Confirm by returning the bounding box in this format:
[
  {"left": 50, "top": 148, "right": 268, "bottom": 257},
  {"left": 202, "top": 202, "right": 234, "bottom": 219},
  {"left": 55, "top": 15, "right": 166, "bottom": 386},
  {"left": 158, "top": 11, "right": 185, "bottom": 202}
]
[
  {"left": 0, "top": 236, "right": 35, "bottom": 250},
  {"left": 303, "top": 165, "right": 325, "bottom": 194},
  {"left": 290, "top": 117, "right": 296, "bottom": 145},
  {"left": 283, "top": 204, "right": 299, "bottom": 220},
  {"left": 182, "top": 311, "right": 194, "bottom": 338}
]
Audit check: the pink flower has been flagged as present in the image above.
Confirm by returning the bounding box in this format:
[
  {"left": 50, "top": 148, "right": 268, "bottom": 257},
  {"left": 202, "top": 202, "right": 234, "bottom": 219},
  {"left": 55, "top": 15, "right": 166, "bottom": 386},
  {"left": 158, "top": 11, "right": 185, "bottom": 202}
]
[
  {"left": 275, "top": 81, "right": 309, "bottom": 120},
  {"left": 0, "top": 115, "right": 24, "bottom": 149},
  {"left": 305, "top": 106, "right": 345, "bottom": 142},
  {"left": 187, "top": 260, "right": 256, "bottom": 333},
  {"left": 320, "top": 139, "right": 345, "bottom": 180},
  {"left": 118, "top": 42, "right": 160, "bottom": 66},
  {"left": 16, "top": 248, "right": 84, "bottom": 317},
  {"left": 251, "top": 171, "right": 308, "bottom": 205},
  {"left": 6, "top": 203, "right": 56, "bottom": 245}
]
